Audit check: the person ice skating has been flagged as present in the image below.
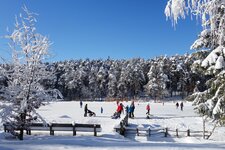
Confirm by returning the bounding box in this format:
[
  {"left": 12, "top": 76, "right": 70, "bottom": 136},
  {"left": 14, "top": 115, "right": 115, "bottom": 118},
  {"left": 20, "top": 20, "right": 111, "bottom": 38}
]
[
  {"left": 180, "top": 102, "right": 184, "bottom": 111},
  {"left": 84, "top": 104, "right": 96, "bottom": 117},
  {"left": 101, "top": 107, "right": 103, "bottom": 114},
  {"left": 146, "top": 103, "right": 150, "bottom": 115},
  {"left": 176, "top": 102, "right": 179, "bottom": 109},
  {"left": 80, "top": 100, "right": 83, "bottom": 108},
  {"left": 129, "top": 101, "right": 135, "bottom": 118},
  {"left": 128, "top": 105, "right": 131, "bottom": 118},
  {"left": 84, "top": 104, "right": 88, "bottom": 117},
  {"left": 117, "top": 103, "right": 123, "bottom": 115},
  {"left": 111, "top": 103, "right": 123, "bottom": 119}
]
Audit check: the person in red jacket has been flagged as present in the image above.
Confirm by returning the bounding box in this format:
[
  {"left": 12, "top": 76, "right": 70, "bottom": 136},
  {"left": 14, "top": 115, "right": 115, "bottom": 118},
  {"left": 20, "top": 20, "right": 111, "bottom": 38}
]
[
  {"left": 111, "top": 103, "right": 123, "bottom": 119},
  {"left": 117, "top": 103, "right": 123, "bottom": 115},
  {"left": 146, "top": 103, "right": 150, "bottom": 115}
]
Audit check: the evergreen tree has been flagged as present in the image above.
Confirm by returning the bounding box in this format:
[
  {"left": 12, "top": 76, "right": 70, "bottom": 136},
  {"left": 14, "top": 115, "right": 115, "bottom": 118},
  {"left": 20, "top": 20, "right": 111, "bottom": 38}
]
[
  {"left": 145, "top": 59, "right": 169, "bottom": 100},
  {"left": 165, "top": 0, "right": 225, "bottom": 138}
]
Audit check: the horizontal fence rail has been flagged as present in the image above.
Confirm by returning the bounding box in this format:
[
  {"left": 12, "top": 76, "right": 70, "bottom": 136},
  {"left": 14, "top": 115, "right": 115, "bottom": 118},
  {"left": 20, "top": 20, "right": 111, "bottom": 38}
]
[
  {"left": 3, "top": 122, "right": 102, "bottom": 138},
  {"left": 115, "top": 124, "right": 210, "bottom": 138}
]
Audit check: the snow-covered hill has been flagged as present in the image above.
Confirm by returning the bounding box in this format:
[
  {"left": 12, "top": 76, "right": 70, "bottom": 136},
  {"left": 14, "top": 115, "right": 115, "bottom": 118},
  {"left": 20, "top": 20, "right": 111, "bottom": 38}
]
[{"left": 0, "top": 101, "right": 225, "bottom": 150}]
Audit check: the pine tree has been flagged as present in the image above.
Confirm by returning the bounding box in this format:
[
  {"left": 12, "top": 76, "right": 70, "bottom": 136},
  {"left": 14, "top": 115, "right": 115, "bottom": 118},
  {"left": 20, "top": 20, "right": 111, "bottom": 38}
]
[
  {"left": 165, "top": 0, "right": 225, "bottom": 138},
  {"left": 145, "top": 59, "right": 169, "bottom": 100}
]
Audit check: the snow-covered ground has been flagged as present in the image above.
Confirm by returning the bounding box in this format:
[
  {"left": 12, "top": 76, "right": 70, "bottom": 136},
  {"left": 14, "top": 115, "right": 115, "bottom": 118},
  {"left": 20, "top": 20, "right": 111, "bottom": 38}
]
[{"left": 0, "top": 101, "right": 225, "bottom": 150}]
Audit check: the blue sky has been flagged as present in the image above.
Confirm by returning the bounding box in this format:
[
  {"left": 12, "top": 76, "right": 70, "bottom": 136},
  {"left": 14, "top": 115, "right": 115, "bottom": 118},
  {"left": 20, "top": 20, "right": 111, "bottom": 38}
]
[{"left": 0, "top": 0, "right": 201, "bottom": 61}]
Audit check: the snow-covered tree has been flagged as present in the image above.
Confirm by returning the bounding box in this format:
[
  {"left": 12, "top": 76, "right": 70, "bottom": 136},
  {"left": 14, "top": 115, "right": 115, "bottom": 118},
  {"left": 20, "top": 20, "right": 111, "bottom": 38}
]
[
  {"left": 165, "top": 0, "right": 225, "bottom": 138},
  {"left": 145, "top": 59, "right": 169, "bottom": 100},
  {"left": 88, "top": 62, "right": 101, "bottom": 99},
  {"left": 131, "top": 60, "right": 146, "bottom": 97},
  {"left": 97, "top": 65, "right": 108, "bottom": 98},
  {"left": 117, "top": 61, "right": 129, "bottom": 98},
  {"left": 0, "top": 6, "right": 62, "bottom": 140},
  {"left": 108, "top": 61, "right": 120, "bottom": 98},
  {"left": 22, "top": 56, "right": 196, "bottom": 101}
]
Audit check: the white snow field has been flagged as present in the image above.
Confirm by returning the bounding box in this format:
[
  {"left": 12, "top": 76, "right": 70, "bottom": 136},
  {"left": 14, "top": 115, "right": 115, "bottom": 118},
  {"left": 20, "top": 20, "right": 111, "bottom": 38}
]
[{"left": 0, "top": 101, "right": 225, "bottom": 150}]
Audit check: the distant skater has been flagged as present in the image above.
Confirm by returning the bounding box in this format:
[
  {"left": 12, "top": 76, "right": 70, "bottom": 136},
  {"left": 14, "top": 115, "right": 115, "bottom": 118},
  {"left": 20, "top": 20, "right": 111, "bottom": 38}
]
[
  {"left": 84, "top": 104, "right": 88, "bottom": 117},
  {"left": 129, "top": 101, "right": 135, "bottom": 118},
  {"left": 176, "top": 102, "right": 179, "bottom": 109},
  {"left": 101, "top": 107, "right": 103, "bottom": 114},
  {"left": 146, "top": 103, "right": 151, "bottom": 119},
  {"left": 146, "top": 103, "right": 150, "bottom": 115},
  {"left": 180, "top": 102, "right": 184, "bottom": 111},
  {"left": 80, "top": 100, "right": 83, "bottom": 108}
]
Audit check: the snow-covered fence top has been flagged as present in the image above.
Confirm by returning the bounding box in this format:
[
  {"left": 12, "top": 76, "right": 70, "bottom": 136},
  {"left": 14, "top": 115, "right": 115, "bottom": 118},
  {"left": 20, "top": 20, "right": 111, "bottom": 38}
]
[{"left": 3, "top": 122, "right": 102, "bottom": 139}]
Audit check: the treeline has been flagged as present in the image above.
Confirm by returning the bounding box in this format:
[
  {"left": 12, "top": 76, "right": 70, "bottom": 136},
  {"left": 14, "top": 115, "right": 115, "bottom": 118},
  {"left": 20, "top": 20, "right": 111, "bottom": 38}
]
[
  {"left": 0, "top": 54, "right": 208, "bottom": 101},
  {"left": 45, "top": 54, "right": 207, "bottom": 100}
]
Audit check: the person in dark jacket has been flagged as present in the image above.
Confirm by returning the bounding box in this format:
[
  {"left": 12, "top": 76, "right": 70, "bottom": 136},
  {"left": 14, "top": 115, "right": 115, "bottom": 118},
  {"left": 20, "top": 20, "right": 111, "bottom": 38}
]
[
  {"left": 84, "top": 104, "right": 88, "bottom": 117},
  {"left": 176, "top": 102, "right": 179, "bottom": 109},
  {"left": 180, "top": 102, "right": 184, "bottom": 111},
  {"left": 80, "top": 100, "right": 83, "bottom": 108},
  {"left": 101, "top": 107, "right": 103, "bottom": 114},
  {"left": 84, "top": 104, "right": 96, "bottom": 117}
]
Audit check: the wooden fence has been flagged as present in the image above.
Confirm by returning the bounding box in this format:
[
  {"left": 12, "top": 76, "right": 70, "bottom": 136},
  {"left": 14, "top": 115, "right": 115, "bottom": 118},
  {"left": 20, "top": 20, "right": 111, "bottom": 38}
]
[
  {"left": 116, "top": 125, "right": 209, "bottom": 138},
  {"left": 4, "top": 122, "right": 102, "bottom": 140}
]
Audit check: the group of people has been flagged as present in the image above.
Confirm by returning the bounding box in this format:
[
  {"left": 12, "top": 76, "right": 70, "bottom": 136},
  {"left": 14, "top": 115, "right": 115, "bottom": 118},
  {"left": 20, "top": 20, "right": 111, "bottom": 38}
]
[
  {"left": 80, "top": 100, "right": 184, "bottom": 119},
  {"left": 111, "top": 101, "right": 136, "bottom": 119},
  {"left": 176, "top": 102, "right": 184, "bottom": 111}
]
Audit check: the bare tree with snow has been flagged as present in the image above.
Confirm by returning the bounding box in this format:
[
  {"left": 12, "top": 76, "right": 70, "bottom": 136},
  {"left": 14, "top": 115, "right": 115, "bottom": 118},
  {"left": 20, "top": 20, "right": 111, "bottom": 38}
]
[{"left": 0, "top": 6, "right": 62, "bottom": 140}]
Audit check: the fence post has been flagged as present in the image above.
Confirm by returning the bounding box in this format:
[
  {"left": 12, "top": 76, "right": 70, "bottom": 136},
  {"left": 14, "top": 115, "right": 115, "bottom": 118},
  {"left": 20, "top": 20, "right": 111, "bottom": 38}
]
[
  {"left": 187, "top": 129, "right": 190, "bottom": 136},
  {"left": 136, "top": 128, "right": 139, "bottom": 136},
  {"left": 3, "top": 124, "right": 6, "bottom": 132},
  {"left": 176, "top": 128, "right": 178, "bottom": 137},
  {"left": 50, "top": 124, "right": 54, "bottom": 135},
  {"left": 148, "top": 128, "right": 151, "bottom": 136},
  {"left": 94, "top": 124, "right": 97, "bottom": 136},
  {"left": 165, "top": 128, "right": 168, "bottom": 137},
  {"left": 26, "top": 129, "right": 29, "bottom": 135},
  {"left": 73, "top": 124, "right": 76, "bottom": 136}
]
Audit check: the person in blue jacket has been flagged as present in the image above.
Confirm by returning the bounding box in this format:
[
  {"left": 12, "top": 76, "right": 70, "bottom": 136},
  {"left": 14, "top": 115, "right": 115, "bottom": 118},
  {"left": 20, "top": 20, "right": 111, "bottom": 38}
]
[
  {"left": 129, "top": 101, "right": 135, "bottom": 118},
  {"left": 125, "top": 105, "right": 129, "bottom": 115}
]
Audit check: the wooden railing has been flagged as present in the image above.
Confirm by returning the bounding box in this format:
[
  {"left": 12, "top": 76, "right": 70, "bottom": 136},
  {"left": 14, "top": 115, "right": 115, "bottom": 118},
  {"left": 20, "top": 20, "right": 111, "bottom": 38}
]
[
  {"left": 3, "top": 122, "right": 102, "bottom": 139},
  {"left": 120, "top": 126, "right": 209, "bottom": 138}
]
